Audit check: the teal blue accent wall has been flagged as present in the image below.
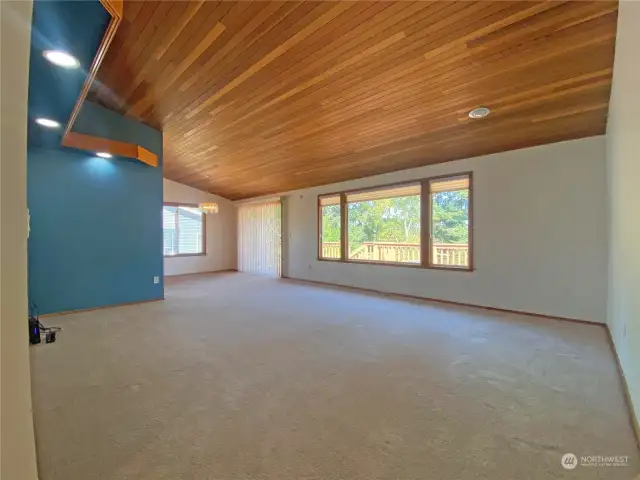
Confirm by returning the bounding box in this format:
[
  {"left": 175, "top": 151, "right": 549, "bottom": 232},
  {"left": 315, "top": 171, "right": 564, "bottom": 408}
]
[{"left": 27, "top": 102, "right": 164, "bottom": 314}]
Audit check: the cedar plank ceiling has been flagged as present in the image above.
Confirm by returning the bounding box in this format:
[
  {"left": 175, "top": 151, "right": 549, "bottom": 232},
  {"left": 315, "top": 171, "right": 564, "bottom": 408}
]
[{"left": 89, "top": 1, "right": 618, "bottom": 200}]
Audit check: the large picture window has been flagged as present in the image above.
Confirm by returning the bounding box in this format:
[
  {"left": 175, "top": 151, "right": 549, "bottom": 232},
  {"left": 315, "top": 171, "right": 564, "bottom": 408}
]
[
  {"left": 346, "top": 184, "right": 420, "bottom": 264},
  {"left": 317, "top": 173, "right": 472, "bottom": 270},
  {"left": 163, "top": 204, "right": 206, "bottom": 257}
]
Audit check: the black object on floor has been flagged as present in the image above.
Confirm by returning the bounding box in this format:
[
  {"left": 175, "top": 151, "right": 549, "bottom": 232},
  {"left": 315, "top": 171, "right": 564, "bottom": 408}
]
[
  {"left": 29, "top": 317, "right": 41, "bottom": 345},
  {"left": 29, "top": 302, "right": 61, "bottom": 345}
]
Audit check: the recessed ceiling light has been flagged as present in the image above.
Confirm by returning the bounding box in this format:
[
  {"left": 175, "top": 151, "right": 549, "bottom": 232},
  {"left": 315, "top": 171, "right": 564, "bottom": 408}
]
[
  {"left": 43, "top": 50, "right": 79, "bottom": 68},
  {"left": 35, "top": 117, "right": 61, "bottom": 128},
  {"left": 468, "top": 107, "right": 491, "bottom": 119},
  {"left": 96, "top": 152, "right": 112, "bottom": 159}
]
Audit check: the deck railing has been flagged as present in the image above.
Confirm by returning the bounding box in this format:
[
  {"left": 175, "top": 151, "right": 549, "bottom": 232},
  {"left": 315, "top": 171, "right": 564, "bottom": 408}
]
[
  {"left": 351, "top": 242, "right": 420, "bottom": 263},
  {"left": 321, "top": 241, "right": 468, "bottom": 266},
  {"left": 321, "top": 242, "right": 341, "bottom": 259},
  {"left": 431, "top": 243, "right": 469, "bottom": 266}
]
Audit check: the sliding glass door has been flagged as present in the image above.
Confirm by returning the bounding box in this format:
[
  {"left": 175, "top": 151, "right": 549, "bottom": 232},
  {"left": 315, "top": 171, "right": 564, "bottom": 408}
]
[{"left": 238, "top": 201, "right": 281, "bottom": 277}]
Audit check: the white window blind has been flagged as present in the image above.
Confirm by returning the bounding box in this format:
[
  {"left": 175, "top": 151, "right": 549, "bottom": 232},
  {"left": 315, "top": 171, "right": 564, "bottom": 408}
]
[
  {"left": 163, "top": 205, "right": 204, "bottom": 256},
  {"left": 346, "top": 183, "right": 420, "bottom": 203},
  {"left": 430, "top": 175, "right": 470, "bottom": 193},
  {"left": 319, "top": 195, "right": 340, "bottom": 206},
  {"left": 238, "top": 201, "right": 281, "bottom": 277}
]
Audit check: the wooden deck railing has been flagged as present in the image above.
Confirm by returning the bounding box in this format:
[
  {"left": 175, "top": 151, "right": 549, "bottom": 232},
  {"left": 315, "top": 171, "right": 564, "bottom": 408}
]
[
  {"left": 321, "top": 242, "right": 341, "bottom": 259},
  {"left": 321, "top": 242, "right": 468, "bottom": 266},
  {"left": 431, "top": 243, "right": 469, "bottom": 266},
  {"left": 351, "top": 242, "right": 420, "bottom": 263}
]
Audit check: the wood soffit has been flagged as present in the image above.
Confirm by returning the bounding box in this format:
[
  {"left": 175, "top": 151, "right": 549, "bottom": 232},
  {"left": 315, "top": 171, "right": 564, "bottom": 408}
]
[{"left": 88, "top": 0, "right": 619, "bottom": 199}]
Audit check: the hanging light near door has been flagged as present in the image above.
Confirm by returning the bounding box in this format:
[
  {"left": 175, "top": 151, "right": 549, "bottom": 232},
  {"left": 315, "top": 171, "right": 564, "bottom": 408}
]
[{"left": 199, "top": 202, "right": 219, "bottom": 214}]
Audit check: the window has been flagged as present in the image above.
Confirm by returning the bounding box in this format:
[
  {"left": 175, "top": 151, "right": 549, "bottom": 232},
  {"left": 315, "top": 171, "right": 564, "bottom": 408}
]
[
  {"left": 318, "top": 195, "right": 341, "bottom": 259},
  {"left": 163, "top": 204, "right": 206, "bottom": 257},
  {"left": 428, "top": 175, "right": 471, "bottom": 268},
  {"left": 346, "top": 184, "right": 420, "bottom": 264},
  {"left": 317, "top": 173, "right": 472, "bottom": 270}
]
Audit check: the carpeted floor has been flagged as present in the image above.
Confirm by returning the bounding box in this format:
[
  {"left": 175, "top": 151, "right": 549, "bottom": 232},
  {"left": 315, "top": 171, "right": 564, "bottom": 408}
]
[{"left": 31, "top": 272, "right": 639, "bottom": 480}]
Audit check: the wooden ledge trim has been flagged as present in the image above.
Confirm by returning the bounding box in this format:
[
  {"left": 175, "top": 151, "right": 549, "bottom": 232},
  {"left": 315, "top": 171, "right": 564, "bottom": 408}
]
[
  {"left": 64, "top": 1, "right": 122, "bottom": 140},
  {"left": 137, "top": 145, "right": 158, "bottom": 167},
  {"left": 100, "top": 0, "right": 123, "bottom": 19},
  {"left": 62, "top": 131, "right": 158, "bottom": 167}
]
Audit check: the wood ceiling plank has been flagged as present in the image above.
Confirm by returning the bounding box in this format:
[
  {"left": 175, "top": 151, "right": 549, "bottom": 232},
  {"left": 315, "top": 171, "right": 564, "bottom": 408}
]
[
  {"left": 123, "top": 1, "right": 175, "bottom": 69},
  {"left": 128, "top": 22, "right": 227, "bottom": 116},
  {"left": 93, "top": 1, "right": 160, "bottom": 100},
  {"left": 154, "top": 0, "right": 207, "bottom": 61},
  {"left": 122, "top": 0, "right": 144, "bottom": 25},
  {"left": 112, "top": 2, "right": 189, "bottom": 108},
  {"left": 530, "top": 102, "right": 609, "bottom": 123},
  {"left": 317, "top": 42, "right": 615, "bottom": 129},
  {"left": 172, "top": 0, "right": 263, "bottom": 76},
  {"left": 422, "top": 2, "right": 563, "bottom": 64},
  {"left": 184, "top": 1, "right": 360, "bottom": 120},
  {"left": 89, "top": 0, "right": 618, "bottom": 199},
  {"left": 443, "top": 18, "right": 616, "bottom": 96},
  {"left": 170, "top": 9, "right": 600, "bottom": 157},
  {"left": 157, "top": 2, "right": 324, "bottom": 126},
  {"left": 213, "top": 89, "right": 606, "bottom": 176},
  {"left": 203, "top": 2, "right": 432, "bottom": 120},
  {"left": 163, "top": 1, "right": 413, "bottom": 142},
  {"left": 245, "top": 75, "right": 611, "bottom": 161},
  {"left": 127, "top": 1, "right": 260, "bottom": 117},
  {"left": 214, "top": 112, "right": 605, "bottom": 198},
  {"left": 182, "top": 71, "right": 612, "bottom": 179},
  {"left": 249, "top": 3, "right": 527, "bottom": 139},
  {"left": 225, "top": 1, "right": 522, "bottom": 126},
  {"left": 469, "top": 1, "right": 616, "bottom": 50},
  {"left": 126, "top": 2, "right": 234, "bottom": 118},
  {"left": 203, "top": 2, "right": 329, "bottom": 91},
  {"left": 177, "top": 1, "right": 310, "bottom": 94},
  {"left": 114, "top": 1, "right": 172, "bottom": 74},
  {"left": 234, "top": 31, "right": 408, "bottom": 124},
  {"left": 169, "top": 1, "right": 515, "bottom": 149}
]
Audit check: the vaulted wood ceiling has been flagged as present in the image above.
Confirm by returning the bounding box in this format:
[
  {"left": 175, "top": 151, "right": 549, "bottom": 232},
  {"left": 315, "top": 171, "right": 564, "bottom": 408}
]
[{"left": 89, "top": 1, "right": 618, "bottom": 200}]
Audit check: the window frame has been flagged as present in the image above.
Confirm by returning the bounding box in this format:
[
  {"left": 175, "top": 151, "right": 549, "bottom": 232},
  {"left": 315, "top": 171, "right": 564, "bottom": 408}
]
[
  {"left": 316, "top": 172, "right": 473, "bottom": 271},
  {"left": 163, "top": 202, "right": 207, "bottom": 258},
  {"left": 317, "top": 194, "right": 343, "bottom": 262}
]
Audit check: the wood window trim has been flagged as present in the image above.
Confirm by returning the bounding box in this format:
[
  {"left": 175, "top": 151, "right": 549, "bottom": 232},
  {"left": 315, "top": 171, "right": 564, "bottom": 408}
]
[
  {"left": 317, "top": 172, "right": 474, "bottom": 272},
  {"left": 163, "top": 202, "right": 207, "bottom": 258}
]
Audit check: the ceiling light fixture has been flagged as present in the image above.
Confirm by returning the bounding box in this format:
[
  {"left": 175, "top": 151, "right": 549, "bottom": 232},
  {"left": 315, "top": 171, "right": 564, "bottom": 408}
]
[
  {"left": 199, "top": 202, "right": 219, "bottom": 214},
  {"left": 43, "top": 50, "right": 80, "bottom": 68},
  {"left": 96, "top": 152, "right": 112, "bottom": 158},
  {"left": 468, "top": 107, "right": 491, "bottom": 119},
  {"left": 35, "top": 117, "right": 61, "bottom": 128}
]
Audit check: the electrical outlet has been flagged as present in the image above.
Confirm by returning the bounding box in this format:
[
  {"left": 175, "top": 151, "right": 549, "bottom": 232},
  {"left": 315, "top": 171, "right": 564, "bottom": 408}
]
[{"left": 153, "top": 276, "right": 160, "bottom": 284}]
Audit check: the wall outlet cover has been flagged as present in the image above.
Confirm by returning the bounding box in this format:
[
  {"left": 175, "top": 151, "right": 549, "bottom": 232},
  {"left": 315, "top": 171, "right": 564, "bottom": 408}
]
[{"left": 153, "top": 276, "right": 160, "bottom": 284}]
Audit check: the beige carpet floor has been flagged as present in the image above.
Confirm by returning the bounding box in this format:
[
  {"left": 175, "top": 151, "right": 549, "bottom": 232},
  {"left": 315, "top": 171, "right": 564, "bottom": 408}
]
[{"left": 31, "top": 272, "right": 639, "bottom": 480}]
